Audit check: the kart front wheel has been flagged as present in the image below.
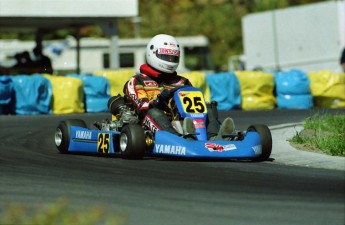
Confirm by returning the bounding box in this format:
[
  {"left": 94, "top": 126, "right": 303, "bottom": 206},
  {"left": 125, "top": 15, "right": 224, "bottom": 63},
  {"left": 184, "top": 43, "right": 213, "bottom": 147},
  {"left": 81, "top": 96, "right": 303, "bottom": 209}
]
[
  {"left": 119, "top": 124, "right": 146, "bottom": 159},
  {"left": 247, "top": 124, "right": 272, "bottom": 161},
  {"left": 55, "top": 119, "right": 87, "bottom": 153}
]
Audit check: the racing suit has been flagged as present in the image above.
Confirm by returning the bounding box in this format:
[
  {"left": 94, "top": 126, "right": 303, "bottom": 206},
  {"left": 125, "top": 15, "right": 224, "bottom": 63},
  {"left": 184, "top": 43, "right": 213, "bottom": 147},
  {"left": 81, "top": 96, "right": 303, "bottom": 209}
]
[{"left": 123, "top": 64, "right": 220, "bottom": 137}]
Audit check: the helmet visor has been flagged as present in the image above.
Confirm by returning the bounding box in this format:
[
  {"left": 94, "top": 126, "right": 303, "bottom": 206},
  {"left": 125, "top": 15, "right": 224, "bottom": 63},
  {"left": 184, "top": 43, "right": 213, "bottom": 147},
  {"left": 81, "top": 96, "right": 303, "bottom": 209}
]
[{"left": 156, "top": 49, "right": 180, "bottom": 63}]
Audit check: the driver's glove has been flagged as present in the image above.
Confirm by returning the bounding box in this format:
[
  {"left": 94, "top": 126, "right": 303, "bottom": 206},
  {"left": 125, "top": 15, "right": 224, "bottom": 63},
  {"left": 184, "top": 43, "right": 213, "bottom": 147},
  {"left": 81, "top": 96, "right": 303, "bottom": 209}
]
[
  {"left": 151, "top": 89, "right": 171, "bottom": 109},
  {"left": 158, "top": 89, "right": 171, "bottom": 102}
]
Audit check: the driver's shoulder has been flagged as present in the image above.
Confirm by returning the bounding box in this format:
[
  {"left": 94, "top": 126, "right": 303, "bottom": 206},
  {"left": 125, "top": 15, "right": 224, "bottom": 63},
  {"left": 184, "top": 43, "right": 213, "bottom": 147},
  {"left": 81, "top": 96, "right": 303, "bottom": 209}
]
[
  {"left": 135, "top": 73, "right": 153, "bottom": 81},
  {"left": 174, "top": 74, "right": 191, "bottom": 85}
]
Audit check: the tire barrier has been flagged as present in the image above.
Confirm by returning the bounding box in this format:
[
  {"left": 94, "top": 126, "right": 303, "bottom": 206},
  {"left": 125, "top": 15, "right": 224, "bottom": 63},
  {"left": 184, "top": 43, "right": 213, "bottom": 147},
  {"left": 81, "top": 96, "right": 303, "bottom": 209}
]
[
  {"left": 0, "top": 76, "right": 14, "bottom": 114},
  {"left": 180, "top": 71, "right": 211, "bottom": 102},
  {"left": 68, "top": 74, "right": 110, "bottom": 113},
  {"left": 206, "top": 72, "right": 241, "bottom": 110},
  {"left": 307, "top": 71, "right": 345, "bottom": 108},
  {"left": 43, "top": 75, "right": 84, "bottom": 114},
  {"left": 94, "top": 69, "right": 135, "bottom": 96},
  {"left": 10, "top": 74, "right": 52, "bottom": 115},
  {"left": 0, "top": 70, "right": 344, "bottom": 115},
  {"left": 235, "top": 71, "right": 276, "bottom": 110},
  {"left": 274, "top": 69, "right": 313, "bottom": 109}
]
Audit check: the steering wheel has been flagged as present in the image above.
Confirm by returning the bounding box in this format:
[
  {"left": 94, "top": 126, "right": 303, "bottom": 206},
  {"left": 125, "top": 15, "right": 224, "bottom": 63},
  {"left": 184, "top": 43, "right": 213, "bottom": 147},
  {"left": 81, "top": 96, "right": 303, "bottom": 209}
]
[{"left": 154, "top": 85, "right": 191, "bottom": 108}]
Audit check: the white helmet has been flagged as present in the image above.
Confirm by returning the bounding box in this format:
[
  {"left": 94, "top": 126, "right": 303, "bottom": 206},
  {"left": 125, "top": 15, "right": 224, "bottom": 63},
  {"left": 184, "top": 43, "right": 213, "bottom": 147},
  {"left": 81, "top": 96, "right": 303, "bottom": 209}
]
[{"left": 146, "top": 34, "right": 180, "bottom": 74}]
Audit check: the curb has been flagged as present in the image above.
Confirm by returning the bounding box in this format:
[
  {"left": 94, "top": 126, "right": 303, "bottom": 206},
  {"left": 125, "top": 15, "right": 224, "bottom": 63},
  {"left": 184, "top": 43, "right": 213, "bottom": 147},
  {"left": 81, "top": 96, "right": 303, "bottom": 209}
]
[{"left": 269, "top": 124, "right": 345, "bottom": 171}]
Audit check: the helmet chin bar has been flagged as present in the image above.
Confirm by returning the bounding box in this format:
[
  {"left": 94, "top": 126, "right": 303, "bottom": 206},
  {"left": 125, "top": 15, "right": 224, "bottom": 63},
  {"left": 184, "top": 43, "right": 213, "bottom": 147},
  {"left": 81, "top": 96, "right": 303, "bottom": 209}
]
[{"left": 156, "top": 62, "right": 177, "bottom": 74}]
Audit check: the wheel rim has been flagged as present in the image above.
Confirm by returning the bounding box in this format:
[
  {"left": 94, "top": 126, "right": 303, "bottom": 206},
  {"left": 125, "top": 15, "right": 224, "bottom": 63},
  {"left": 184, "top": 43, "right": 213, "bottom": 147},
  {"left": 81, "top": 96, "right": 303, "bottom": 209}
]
[
  {"left": 55, "top": 128, "right": 62, "bottom": 146},
  {"left": 120, "top": 133, "right": 128, "bottom": 152}
]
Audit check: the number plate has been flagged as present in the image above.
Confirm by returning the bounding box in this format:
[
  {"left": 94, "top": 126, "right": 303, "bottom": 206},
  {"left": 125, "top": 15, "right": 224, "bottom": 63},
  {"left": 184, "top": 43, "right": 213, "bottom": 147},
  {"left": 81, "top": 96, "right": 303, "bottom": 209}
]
[
  {"left": 97, "top": 133, "right": 110, "bottom": 154},
  {"left": 178, "top": 91, "right": 207, "bottom": 114}
]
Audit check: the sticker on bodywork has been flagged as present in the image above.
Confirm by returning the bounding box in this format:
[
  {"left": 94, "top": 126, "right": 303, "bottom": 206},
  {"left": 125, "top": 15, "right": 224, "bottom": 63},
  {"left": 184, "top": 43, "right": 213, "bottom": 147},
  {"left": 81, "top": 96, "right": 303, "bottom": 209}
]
[
  {"left": 205, "top": 143, "right": 237, "bottom": 152},
  {"left": 155, "top": 144, "right": 186, "bottom": 156},
  {"left": 252, "top": 145, "right": 262, "bottom": 155},
  {"left": 76, "top": 130, "right": 92, "bottom": 140}
]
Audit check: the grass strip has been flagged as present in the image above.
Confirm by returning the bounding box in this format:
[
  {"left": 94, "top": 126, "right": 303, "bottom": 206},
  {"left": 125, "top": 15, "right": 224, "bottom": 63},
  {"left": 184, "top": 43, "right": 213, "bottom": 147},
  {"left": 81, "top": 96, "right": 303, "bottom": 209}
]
[
  {"left": 1, "top": 198, "right": 127, "bottom": 225},
  {"left": 290, "top": 113, "right": 345, "bottom": 156}
]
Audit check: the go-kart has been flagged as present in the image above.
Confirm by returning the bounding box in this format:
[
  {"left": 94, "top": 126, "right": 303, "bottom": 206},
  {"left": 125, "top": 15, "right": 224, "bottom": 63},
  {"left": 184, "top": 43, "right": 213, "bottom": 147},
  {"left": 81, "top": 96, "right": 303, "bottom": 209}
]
[{"left": 54, "top": 86, "right": 272, "bottom": 161}]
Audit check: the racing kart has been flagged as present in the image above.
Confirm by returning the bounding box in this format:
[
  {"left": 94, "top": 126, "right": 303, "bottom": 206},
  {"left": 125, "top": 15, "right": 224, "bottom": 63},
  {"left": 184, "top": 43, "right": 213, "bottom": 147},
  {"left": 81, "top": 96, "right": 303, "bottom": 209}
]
[{"left": 54, "top": 86, "right": 272, "bottom": 161}]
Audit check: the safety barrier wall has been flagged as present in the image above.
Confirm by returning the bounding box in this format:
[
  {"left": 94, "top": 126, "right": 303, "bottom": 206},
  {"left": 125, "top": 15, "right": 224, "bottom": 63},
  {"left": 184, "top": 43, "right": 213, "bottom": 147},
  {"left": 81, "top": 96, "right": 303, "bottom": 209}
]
[
  {"left": 235, "top": 71, "right": 276, "bottom": 110},
  {"left": 1, "top": 74, "right": 62, "bottom": 114},
  {"left": 0, "top": 70, "right": 344, "bottom": 115},
  {"left": 180, "top": 71, "right": 211, "bottom": 102},
  {"left": 0, "top": 76, "right": 13, "bottom": 114},
  {"left": 307, "top": 71, "right": 345, "bottom": 108},
  {"left": 42, "top": 75, "right": 85, "bottom": 114},
  {"left": 68, "top": 74, "right": 110, "bottom": 113},
  {"left": 206, "top": 72, "right": 241, "bottom": 110},
  {"left": 274, "top": 69, "right": 313, "bottom": 109},
  {"left": 94, "top": 69, "right": 135, "bottom": 96}
]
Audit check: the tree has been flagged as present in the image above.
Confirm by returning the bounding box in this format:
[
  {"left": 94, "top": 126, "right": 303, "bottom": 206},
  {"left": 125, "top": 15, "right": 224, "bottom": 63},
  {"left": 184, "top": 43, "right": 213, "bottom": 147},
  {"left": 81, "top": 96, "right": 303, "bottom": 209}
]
[
  {"left": 118, "top": 0, "right": 250, "bottom": 71},
  {"left": 1, "top": 0, "right": 327, "bottom": 70},
  {"left": 118, "top": 0, "right": 327, "bottom": 70}
]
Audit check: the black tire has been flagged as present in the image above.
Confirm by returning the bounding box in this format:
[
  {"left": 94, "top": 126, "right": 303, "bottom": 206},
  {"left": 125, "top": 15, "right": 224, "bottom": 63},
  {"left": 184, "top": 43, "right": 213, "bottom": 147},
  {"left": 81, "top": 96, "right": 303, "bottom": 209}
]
[
  {"left": 119, "top": 124, "right": 146, "bottom": 159},
  {"left": 247, "top": 124, "right": 272, "bottom": 161},
  {"left": 55, "top": 119, "right": 87, "bottom": 153}
]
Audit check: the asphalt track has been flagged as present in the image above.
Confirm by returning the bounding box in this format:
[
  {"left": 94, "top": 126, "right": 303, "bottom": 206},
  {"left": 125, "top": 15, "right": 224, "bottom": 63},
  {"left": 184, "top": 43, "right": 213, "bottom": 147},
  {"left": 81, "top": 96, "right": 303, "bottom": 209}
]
[{"left": 0, "top": 109, "right": 344, "bottom": 225}]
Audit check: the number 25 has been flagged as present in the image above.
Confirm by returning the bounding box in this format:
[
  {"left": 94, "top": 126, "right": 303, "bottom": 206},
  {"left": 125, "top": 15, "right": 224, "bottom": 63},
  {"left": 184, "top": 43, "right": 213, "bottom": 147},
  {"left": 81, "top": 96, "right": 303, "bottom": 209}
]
[
  {"left": 183, "top": 97, "right": 205, "bottom": 113},
  {"left": 98, "top": 133, "right": 110, "bottom": 153}
]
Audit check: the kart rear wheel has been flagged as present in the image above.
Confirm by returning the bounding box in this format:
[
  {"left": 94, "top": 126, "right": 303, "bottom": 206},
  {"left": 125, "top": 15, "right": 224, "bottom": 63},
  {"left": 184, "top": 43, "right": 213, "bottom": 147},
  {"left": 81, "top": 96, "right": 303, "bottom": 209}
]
[
  {"left": 119, "top": 124, "right": 146, "bottom": 159},
  {"left": 247, "top": 124, "right": 272, "bottom": 161},
  {"left": 55, "top": 119, "right": 87, "bottom": 153}
]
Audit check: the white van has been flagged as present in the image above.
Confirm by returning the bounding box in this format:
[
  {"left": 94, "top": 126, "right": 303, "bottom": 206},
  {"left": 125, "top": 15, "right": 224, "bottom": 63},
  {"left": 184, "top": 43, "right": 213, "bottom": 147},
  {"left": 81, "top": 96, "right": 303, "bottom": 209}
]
[{"left": 0, "top": 36, "right": 213, "bottom": 74}]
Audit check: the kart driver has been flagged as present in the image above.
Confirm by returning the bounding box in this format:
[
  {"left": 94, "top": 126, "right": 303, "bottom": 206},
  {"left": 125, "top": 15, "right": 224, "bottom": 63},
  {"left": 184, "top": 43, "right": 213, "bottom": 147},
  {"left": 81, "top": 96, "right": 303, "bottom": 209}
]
[{"left": 108, "top": 34, "right": 235, "bottom": 140}]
